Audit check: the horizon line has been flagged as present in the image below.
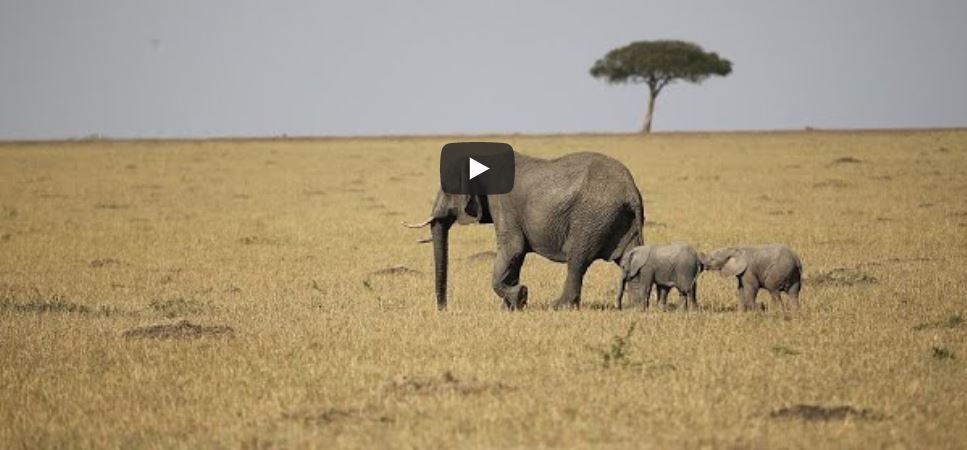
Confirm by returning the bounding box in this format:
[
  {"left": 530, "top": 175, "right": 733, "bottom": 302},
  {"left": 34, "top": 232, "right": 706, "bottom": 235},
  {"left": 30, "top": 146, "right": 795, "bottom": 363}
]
[{"left": 2, "top": 125, "right": 966, "bottom": 146}]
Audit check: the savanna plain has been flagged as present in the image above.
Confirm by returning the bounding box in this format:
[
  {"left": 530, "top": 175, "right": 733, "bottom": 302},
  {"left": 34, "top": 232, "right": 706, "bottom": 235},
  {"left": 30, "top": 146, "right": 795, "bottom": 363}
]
[{"left": 1, "top": 130, "right": 966, "bottom": 449}]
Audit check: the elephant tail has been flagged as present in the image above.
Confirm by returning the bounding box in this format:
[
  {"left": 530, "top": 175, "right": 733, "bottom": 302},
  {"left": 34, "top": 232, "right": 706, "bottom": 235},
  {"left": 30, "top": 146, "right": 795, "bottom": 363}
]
[{"left": 611, "top": 200, "right": 645, "bottom": 262}]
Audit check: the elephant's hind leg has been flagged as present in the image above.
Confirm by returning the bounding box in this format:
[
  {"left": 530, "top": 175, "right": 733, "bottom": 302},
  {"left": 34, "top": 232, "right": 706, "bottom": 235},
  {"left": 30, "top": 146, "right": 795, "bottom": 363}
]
[
  {"left": 551, "top": 257, "right": 592, "bottom": 310},
  {"left": 787, "top": 282, "right": 801, "bottom": 309},
  {"left": 767, "top": 289, "right": 784, "bottom": 311},
  {"left": 493, "top": 243, "right": 528, "bottom": 310},
  {"left": 657, "top": 286, "right": 670, "bottom": 310},
  {"left": 686, "top": 283, "right": 699, "bottom": 311}
]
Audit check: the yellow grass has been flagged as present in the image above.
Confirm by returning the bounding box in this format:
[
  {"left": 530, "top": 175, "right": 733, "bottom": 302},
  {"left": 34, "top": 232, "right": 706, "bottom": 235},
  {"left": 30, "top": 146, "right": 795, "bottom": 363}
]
[{"left": 1, "top": 130, "right": 966, "bottom": 449}]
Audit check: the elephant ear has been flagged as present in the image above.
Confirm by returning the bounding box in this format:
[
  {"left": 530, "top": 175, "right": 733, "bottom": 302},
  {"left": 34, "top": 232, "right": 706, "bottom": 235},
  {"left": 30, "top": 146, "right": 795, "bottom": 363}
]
[
  {"left": 721, "top": 255, "right": 748, "bottom": 278},
  {"left": 623, "top": 248, "right": 650, "bottom": 280}
]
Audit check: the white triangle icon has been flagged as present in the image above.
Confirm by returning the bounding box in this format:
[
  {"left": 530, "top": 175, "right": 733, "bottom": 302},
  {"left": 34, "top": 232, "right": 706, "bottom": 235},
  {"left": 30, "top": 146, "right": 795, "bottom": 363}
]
[{"left": 468, "top": 157, "right": 489, "bottom": 180}]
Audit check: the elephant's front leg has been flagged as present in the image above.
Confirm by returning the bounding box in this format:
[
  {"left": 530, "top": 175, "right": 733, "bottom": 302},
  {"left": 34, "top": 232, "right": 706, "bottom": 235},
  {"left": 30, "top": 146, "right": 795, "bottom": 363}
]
[
  {"left": 492, "top": 244, "right": 528, "bottom": 310},
  {"left": 738, "top": 278, "right": 760, "bottom": 311},
  {"left": 641, "top": 279, "right": 653, "bottom": 311}
]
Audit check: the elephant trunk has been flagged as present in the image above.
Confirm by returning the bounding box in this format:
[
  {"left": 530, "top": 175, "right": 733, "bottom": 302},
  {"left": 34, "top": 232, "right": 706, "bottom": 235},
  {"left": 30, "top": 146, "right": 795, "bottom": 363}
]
[{"left": 431, "top": 218, "right": 454, "bottom": 310}]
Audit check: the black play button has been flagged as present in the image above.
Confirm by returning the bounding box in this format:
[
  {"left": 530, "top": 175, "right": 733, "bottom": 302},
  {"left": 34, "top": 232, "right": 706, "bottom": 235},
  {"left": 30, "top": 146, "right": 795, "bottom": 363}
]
[{"left": 440, "top": 142, "right": 515, "bottom": 195}]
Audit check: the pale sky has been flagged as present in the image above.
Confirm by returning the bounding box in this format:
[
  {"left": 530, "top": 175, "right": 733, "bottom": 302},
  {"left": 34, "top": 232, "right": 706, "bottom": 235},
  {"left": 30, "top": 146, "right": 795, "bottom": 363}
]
[{"left": 1, "top": 0, "right": 966, "bottom": 139}]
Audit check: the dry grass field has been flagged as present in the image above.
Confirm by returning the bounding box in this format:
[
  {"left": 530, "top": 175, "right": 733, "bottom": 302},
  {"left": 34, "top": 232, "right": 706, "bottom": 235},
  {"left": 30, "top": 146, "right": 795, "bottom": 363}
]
[{"left": 1, "top": 130, "right": 966, "bottom": 449}]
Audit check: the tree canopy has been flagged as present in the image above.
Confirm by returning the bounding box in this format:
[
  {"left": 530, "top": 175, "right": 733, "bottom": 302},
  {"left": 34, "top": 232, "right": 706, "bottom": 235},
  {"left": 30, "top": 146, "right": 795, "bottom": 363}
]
[{"left": 590, "top": 40, "right": 732, "bottom": 132}]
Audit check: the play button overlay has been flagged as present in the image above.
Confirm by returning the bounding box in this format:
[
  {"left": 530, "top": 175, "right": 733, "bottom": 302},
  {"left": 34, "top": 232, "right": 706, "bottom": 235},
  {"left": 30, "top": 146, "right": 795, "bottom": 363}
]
[
  {"left": 440, "top": 142, "right": 515, "bottom": 195},
  {"left": 468, "top": 157, "right": 489, "bottom": 180}
]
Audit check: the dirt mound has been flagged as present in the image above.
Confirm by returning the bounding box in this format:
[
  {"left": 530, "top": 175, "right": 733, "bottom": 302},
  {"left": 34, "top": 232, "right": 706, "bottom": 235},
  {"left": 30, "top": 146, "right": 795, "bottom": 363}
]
[
  {"left": 770, "top": 404, "right": 881, "bottom": 421},
  {"left": 121, "top": 320, "right": 234, "bottom": 339},
  {"left": 385, "top": 371, "right": 512, "bottom": 396},
  {"left": 809, "top": 268, "right": 877, "bottom": 286}
]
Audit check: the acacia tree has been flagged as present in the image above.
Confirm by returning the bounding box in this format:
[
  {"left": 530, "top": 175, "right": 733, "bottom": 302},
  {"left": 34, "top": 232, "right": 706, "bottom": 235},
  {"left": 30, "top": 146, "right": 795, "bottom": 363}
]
[{"left": 590, "top": 40, "right": 732, "bottom": 133}]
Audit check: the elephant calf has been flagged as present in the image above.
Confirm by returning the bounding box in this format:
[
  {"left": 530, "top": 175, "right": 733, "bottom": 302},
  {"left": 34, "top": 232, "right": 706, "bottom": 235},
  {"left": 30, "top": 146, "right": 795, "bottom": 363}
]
[
  {"left": 616, "top": 244, "right": 703, "bottom": 310},
  {"left": 701, "top": 244, "right": 802, "bottom": 311}
]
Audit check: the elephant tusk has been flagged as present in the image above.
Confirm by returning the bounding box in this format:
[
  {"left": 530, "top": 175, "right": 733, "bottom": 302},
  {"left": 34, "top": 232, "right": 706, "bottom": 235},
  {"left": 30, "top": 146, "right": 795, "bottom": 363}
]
[{"left": 402, "top": 217, "right": 434, "bottom": 228}]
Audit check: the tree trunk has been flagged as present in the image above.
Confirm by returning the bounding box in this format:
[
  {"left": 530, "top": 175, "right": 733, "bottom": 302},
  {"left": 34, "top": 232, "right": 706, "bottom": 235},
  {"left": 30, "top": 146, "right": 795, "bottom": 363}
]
[{"left": 642, "top": 91, "right": 657, "bottom": 133}]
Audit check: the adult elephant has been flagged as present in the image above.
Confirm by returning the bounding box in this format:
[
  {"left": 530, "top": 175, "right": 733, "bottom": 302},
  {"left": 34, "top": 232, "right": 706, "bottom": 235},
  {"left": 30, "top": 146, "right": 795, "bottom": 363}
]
[{"left": 405, "top": 151, "right": 645, "bottom": 310}]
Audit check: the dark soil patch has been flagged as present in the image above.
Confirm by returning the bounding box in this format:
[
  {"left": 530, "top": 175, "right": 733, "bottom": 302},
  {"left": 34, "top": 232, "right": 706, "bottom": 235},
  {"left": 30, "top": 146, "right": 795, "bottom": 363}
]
[
  {"left": 813, "top": 179, "right": 850, "bottom": 188},
  {"left": 771, "top": 404, "right": 881, "bottom": 421},
  {"left": 385, "top": 371, "right": 513, "bottom": 396},
  {"left": 238, "top": 236, "right": 277, "bottom": 245},
  {"left": 858, "top": 257, "right": 935, "bottom": 268},
  {"left": 771, "top": 345, "right": 800, "bottom": 356},
  {"left": 0, "top": 205, "right": 16, "bottom": 218},
  {"left": 1, "top": 296, "right": 91, "bottom": 314},
  {"left": 467, "top": 251, "right": 496, "bottom": 261},
  {"left": 831, "top": 156, "right": 863, "bottom": 164},
  {"left": 90, "top": 258, "right": 120, "bottom": 268},
  {"left": 121, "top": 320, "right": 234, "bottom": 339},
  {"left": 132, "top": 184, "right": 164, "bottom": 190},
  {"left": 932, "top": 345, "right": 955, "bottom": 360},
  {"left": 809, "top": 268, "right": 877, "bottom": 286},
  {"left": 884, "top": 256, "right": 935, "bottom": 264},
  {"left": 371, "top": 265, "right": 421, "bottom": 276},
  {"left": 94, "top": 203, "right": 130, "bottom": 210},
  {"left": 149, "top": 297, "right": 205, "bottom": 318},
  {"left": 282, "top": 406, "right": 393, "bottom": 426},
  {"left": 0, "top": 294, "right": 124, "bottom": 317},
  {"left": 815, "top": 238, "right": 859, "bottom": 246},
  {"left": 914, "top": 314, "right": 963, "bottom": 331}
]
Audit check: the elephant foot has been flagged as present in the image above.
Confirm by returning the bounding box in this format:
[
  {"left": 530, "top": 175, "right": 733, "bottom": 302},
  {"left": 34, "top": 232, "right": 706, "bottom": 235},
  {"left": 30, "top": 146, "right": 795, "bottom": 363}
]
[
  {"left": 741, "top": 302, "right": 764, "bottom": 312},
  {"left": 503, "top": 285, "right": 528, "bottom": 311},
  {"left": 551, "top": 296, "right": 580, "bottom": 310}
]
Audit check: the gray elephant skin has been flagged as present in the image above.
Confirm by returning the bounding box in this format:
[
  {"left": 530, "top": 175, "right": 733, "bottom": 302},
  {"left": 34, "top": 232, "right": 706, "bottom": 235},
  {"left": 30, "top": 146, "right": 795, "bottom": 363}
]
[
  {"left": 405, "top": 151, "right": 645, "bottom": 310},
  {"left": 701, "top": 244, "right": 802, "bottom": 311},
  {"left": 615, "top": 244, "right": 703, "bottom": 311}
]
